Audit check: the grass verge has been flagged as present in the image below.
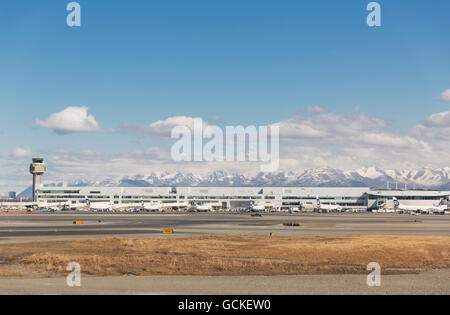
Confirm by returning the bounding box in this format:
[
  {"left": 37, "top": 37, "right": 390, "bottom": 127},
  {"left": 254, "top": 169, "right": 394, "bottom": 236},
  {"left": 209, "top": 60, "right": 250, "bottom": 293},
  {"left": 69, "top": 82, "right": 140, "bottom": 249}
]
[{"left": 0, "top": 235, "right": 449, "bottom": 277}]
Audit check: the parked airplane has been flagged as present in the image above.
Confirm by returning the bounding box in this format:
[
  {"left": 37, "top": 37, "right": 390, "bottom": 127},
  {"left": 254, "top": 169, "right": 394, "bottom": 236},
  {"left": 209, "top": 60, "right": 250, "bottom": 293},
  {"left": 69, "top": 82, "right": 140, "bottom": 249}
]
[
  {"left": 35, "top": 202, "right": 59, "bottom": 211},
  {"left": 35, "top": 201, "right": 71, "bottom": 211},
  {"left": 141, "top": 200, "right": 162, "bottom": 212},
  {"left": 393, "top": 197, "right": 448, "bottom": 214},
  {"left": 64, "top": 202, "right": 90, "bottom": 211},
  {"left": 249, "top": 200, "right": 266, "bottom": 212},
  {"left": 85, "top": 197, "right": 116, "bottom": 211},
  {"left": 194, "top": 203, "right": 213, "bottom": 212},
  {"left": 85, "top": 196, "right": 138, "bottom": 212},
  {"left": 315, "top": 197, "right": 343, "bottom": 212},
  {"left": 85, "top": 195, "right": 149, "bottom": 212}
]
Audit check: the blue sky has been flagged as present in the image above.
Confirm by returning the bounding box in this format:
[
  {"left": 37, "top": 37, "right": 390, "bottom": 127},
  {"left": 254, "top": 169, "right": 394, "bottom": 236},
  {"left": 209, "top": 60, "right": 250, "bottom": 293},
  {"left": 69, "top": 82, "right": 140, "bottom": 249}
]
[{"left": 0, "top": 0, "right": 449, "bottom": 192}]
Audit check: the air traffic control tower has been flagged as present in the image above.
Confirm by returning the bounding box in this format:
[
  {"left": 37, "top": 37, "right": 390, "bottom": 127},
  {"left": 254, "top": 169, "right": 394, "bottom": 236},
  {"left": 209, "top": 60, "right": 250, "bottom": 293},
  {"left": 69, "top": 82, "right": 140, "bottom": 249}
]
[{"left": 29, "top": 158, "right": 46, "bottom": 201}]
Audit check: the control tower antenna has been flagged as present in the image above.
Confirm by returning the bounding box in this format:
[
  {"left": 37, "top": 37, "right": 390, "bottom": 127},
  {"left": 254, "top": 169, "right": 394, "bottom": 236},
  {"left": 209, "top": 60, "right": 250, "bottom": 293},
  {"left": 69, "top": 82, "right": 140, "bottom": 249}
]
[{"left": 29, "top": 158, "right": 46, "bottom": 202}]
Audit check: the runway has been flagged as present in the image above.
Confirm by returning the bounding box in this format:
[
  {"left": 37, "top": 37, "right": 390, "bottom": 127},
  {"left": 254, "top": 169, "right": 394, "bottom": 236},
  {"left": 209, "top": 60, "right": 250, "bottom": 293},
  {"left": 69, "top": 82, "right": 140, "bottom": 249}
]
[
  {"left": 1, "top": 212, "right": 449, "bottom": 242},
  {"left": 1, "top": 270, "right": 449, "bottom": 295},
  {"left": 1, "top": 212, "right": 449, "bottom": 295}
]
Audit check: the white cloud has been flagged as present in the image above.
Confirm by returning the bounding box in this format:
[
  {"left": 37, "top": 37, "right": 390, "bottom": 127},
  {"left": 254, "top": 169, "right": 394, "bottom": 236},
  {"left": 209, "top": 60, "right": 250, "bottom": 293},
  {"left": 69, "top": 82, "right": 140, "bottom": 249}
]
[
  {"left": 121, "top": 147, "right": 171, "bottom": 160},
  {"left": 42, "top": 147, "right": 257, "bottom": 183},
  {"left": 272, "top": 118, "right": 328, "bottom": 139},
  {"left": 4, "top": 108, "right": 448, "bottom": 191},
  {"left": 358, "top": 133, "right": 431, "bottom": 151},
  {"left": 114, "top": 109, "right": 445, "bottom": 172},
  {"left": 269, "top": 109, "right": 441, "bottom": 170},
  {"left": 436, "top": 89, "right": 450, "bottom": 102},
  {"left": 122, "top": 116, "right": 206, "bottom": 138},
  {"left": 11, "top": 146, "right": 32, "bottom": 158},
  {"left": 302, "top": 105, "right": 327, "bottom": 113},
  {"left": 412, "top": 125, "right": 450, "bottom": 141},
  {"left": 412, "top": 111, "right": 450, "bottom": 141},
  {"left": 424, "top": 111, "right": 450, "bottom": 128},
  {"left": 34, "top": 106, "right": 101, "bottom": 135},
  {"left": 272, "top": 111, "right": 386, "bottom": 141}
]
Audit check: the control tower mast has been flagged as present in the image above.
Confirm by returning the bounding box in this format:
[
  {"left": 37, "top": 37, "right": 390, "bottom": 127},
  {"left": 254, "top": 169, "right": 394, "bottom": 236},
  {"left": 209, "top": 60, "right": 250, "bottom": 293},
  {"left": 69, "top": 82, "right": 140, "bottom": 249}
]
[{"left": 29, "top": 158, "right": 46, "bottom": 202}]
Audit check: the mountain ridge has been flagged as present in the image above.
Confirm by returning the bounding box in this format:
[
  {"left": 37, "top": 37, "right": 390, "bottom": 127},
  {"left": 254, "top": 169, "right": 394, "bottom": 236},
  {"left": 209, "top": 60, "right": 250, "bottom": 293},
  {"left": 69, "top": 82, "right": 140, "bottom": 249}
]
[{"left": 18, "top": 167, "right": 450, "bottom": 199}]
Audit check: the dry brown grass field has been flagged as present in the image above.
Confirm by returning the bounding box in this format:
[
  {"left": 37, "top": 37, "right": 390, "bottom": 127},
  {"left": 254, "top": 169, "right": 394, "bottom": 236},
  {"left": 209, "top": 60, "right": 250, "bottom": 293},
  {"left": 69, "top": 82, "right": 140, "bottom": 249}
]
[{"left": 0, "top": 235, "right": 449, "bottom": 277}]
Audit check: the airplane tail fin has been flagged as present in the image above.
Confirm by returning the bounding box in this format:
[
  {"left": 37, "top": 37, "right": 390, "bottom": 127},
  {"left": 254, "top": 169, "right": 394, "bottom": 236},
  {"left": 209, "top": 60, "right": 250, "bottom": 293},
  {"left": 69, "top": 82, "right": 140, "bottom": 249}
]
[{"left": 393, "top": 197, "right": 400, "bottom": 207}]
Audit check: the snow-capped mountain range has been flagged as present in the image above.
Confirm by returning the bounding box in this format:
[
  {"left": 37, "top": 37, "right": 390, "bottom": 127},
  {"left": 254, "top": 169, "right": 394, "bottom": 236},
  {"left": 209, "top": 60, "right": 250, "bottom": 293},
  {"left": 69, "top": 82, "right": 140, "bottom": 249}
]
[{"left": 39, "top": 167, "right": 450, "bottom": 190}]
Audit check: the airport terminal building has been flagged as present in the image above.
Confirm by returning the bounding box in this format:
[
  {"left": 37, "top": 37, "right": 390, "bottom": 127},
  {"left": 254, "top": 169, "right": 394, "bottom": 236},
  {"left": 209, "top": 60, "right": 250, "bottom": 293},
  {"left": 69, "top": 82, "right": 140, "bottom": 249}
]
[
  {"left": 29, "top": 158, "right": 450, "bottom": 211},
  {"left": 35, "top": 186, "right": 372, "bottom": 211},
  {"left": 368, "top": 189, "right": 450, "bottom": 209},
  {"left": 34, "top": 186, "right": 449, "bottom": 211}
]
